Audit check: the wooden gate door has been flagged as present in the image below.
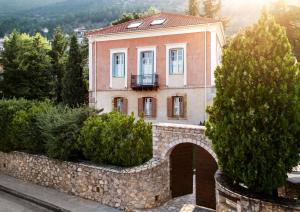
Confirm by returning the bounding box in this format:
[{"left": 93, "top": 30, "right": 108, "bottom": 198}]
[
  {"left": 195, "top": 147, "right": 218, "bottom": 209},
  {"left": 170, "top": 143, "right": 194, "bottom": 198}
]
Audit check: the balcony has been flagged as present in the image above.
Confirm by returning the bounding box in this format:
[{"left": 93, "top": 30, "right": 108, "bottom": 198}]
[{"left": 131, "top": 74, "right": 159, "bottom": 90}]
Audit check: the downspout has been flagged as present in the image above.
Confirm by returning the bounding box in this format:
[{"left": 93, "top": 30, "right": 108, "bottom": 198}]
[
  {"left": 94, "top": 41, "right": 97, "bottom": 106},
  {"left": 204, "top": 28, "right": 207, "bottom": 121}
]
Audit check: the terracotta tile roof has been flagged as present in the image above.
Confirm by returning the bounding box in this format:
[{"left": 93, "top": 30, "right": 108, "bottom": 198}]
[{"left": 87, "top": 12, "right": 219, "bottom": 36}]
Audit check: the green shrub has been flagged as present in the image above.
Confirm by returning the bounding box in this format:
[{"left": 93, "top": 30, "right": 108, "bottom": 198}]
[
  {"left": 206, "top": 12, "right": 300, "bottom": 195},
  {"left": 0, "top": 98, "right": 34, "bottom": 152},
  {"left": 37, "top": 105, "right": 91, "bottom": 161},
  {"left": 78, "top": 112, "right": 152, "bottom": 167},
  {"left": 10, "top": 100, "right": 53, "bottom": 154}
]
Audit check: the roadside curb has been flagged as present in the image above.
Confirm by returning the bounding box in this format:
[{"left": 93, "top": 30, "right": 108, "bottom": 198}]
[{"left": 0, "top": 184, "right": 71, "bottom": 212}]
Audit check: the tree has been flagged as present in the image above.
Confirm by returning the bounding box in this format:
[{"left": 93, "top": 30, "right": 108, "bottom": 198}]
[
  {"left": 271, "top": 1, "right": 300, "bottom": 61},
  {"left": 203, "top": 0, "right": 221, "bottom": 18},
  {"left": 187, "top": 0, "right": 200, "bottom": 16},
  {"left": 0, "top": 31, "right": 53, "bottom": 100},
  {"left": 50, "top": 27, "right": 68, "bottom": 103},
  {"left": 206, "top": 11, "right": 300, "bottom": 195},
  {"left": 112, "top": 7, "right": 157, "bottom": 25},
  {"left": 62, "top": 35, "right": 86, "bottom": 107}
]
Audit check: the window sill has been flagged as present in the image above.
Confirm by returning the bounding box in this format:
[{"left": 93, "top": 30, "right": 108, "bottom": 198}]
[
  {"left": 169, "top": 73, "right": 184, "bottom": 76},
  {"left": 168, "top": 116, "right": 187, "bottom": 120},
  {"left": 112, "top": 76, "right": 125, "bottom": 78}
]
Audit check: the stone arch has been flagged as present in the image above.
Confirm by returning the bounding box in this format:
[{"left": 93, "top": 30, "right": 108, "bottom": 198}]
[
  {"left": 152, "top": 123, "right": 217, "bottom": 161},
  {"left": 163, "top": 139, "right": 217, "bottom": 162}
]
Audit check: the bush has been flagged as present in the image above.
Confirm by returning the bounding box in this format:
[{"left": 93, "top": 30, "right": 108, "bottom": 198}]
[
  {"left": 10, "top": 100, "right": 53, "bottom": 154},
  {"left": 206, "top": 12, "right": 300, "bottom": 195},
  {"left": 37, "top": 105, "right": 91, "bottom": 161},
  {"left": 78, "top": 112, "right": 152, "bottom": 167},
  {"left": 0, "top": 98, "right": 34, "bottom": 152}
]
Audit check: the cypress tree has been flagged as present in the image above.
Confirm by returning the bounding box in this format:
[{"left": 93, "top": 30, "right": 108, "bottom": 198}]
[
  {"left": 187, "top": 0, "right": 200, "bottom": 16},
  {"left": 62, "top": 35, "right": 86, "bottom": 107},
  {"left": 203, "top": 0, "right": 221, "bottom": 18},
  {"left": 50, "top": 27, "right": 68, "bottom": 103},
  {"left": 206, "top": 11, "right": 300, "bottom": 195}
]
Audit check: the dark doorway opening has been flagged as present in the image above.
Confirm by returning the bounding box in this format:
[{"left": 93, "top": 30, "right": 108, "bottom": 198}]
[{"left": 170, "top": 143, "right": 218, "bottom": 209}]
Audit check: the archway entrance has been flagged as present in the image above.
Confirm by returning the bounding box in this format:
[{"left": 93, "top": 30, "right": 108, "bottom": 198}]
[{"left": 170, "top": 143, "right": 218, "bottom": 209}]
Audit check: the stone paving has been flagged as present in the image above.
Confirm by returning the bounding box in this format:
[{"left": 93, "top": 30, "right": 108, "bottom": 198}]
[{"left": 137, "top": 193, "right": 214, "bottom": 212}]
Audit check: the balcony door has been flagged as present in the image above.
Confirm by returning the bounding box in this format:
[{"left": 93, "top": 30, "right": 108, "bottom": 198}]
[{"left": 140, "top": 51, "right": 154, "bottom": 85}]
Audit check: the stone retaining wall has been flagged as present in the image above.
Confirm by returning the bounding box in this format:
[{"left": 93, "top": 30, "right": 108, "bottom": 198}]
[
  {"left": 0, "top": 151, "right": 170, "bottom": 210},
  {"left": 215, "top": 171, "right": 300, "bottom": 212}
]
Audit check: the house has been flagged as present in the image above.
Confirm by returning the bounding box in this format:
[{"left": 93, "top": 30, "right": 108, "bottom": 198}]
[
  {"left": 86, "top": 12, "right": 225, "bottom": 125},
  {"left": 74, "top": 27, "right": 87, "bottom": 44},
  {"left": 0, "top": 38, "right": 4, "bottom": 52}
]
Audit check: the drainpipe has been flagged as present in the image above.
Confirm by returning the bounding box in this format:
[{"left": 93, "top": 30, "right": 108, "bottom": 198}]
[
  {"left": 94, "top": 41, "right": 97, "bottom": 107},
  {"left": 204, "top": 28, "right": 207, "bottom": 121}
]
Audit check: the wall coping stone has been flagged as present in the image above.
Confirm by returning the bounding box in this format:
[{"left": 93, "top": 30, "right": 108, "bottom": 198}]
[{"left": 10, "top": 151, "right": 163, "bottom": 174}]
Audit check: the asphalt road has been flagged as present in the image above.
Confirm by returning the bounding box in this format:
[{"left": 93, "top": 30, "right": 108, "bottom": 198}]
[{"left": 0, "top": 190, "right": 52, "bottom": 212}]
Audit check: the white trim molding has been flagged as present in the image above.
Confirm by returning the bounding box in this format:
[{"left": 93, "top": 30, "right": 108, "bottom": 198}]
[
  {"left": 165, "top": 43, "right": 187, "bottom": 87},
  {"left": 88, "top": 39, "right": 93, "bottom": 91},
  {"left": 137, "top": 46, "right": 157, "bottom": 75},
  {"left": 109, "top": 48, "right": 128, "bottom": 88},
  {"left": 210, "top": 31, "right": 217, "bottom": 86}
]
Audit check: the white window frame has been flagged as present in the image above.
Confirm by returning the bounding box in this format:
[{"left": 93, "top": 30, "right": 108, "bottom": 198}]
[
  {"left": 110, "top": 48, "right": 128, "bottom": 88},
  {"left": 166, "top": 43, "right": 187, "bottom": 86},
  {"left": 137, "top": 46, "right": 156, "bottom": 76},
  {"left": 144, "top": 97, "right": 153, "bottom": 117},
  {"left": 173, "top": 96, "right": 184, "bottom": 117}
]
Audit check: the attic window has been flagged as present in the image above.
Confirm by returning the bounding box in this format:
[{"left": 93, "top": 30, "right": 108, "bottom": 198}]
[
  {"left": 127, "top": 22, "right": 143, "bottom": 28},
  {"left": 150, "top": 18, "right": 166, "bottom": 26}
]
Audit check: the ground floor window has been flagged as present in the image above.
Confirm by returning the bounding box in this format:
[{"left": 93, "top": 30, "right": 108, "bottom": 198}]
[
  {"left": 168, "top": 95, "right": 186, "bottom": 118},
  {"left": 113, "top": 97, "right": 127, "bottom": 114},
  {"left": 138, "top": 97, "right": 157, "bottom": 118}
]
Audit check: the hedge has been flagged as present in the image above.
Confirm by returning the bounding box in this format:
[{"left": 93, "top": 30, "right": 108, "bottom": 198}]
[{"left": 0, "top": 99, "right": 153, "bottom": 167}]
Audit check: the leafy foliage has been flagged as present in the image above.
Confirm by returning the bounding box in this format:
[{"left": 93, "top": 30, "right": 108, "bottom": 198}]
[
  {"left": 37, "top": 105, "right": 91, "bottom": 161},
  {"left": 112, "top": 7, "right": 157, "bottom": 25},
  {"left": 78, "top": 112, "right": 152, "bottom": 167},
  {"left": 271, "top": 1, "right": 300, "bottom": 61},
  {"left": 0, "top": 98, "right": 34, "bottom": 152},
  {"left": 206, "top": 11, "right": 300, "bottom": 195},
  {"left": 62, "top": 35, "right": 87, "bottom": 107},
  {"left": 0, "top": 32, "right": 53, "bottom": 100},
  {"left": 187, "top": 0, "right": 200, "bottom": 16},
  {"left": 50, "top": 27, "right": 68, "bottom": 103}
]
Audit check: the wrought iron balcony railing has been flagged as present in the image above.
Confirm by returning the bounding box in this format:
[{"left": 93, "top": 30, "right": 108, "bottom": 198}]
[{"left": 131, "top": 74, "right": 159, "bottom": 90}]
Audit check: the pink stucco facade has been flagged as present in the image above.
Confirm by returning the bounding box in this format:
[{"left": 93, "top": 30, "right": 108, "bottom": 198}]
[{"left": 93, "top": 32, "right": 212, "bottom": 90}]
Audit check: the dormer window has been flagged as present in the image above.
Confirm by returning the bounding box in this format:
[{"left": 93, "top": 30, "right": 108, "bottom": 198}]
[
  {"left": 127, "top": 22, "right": 143, "bottom": 28},
  {"left": 150, "top": 18, "right": 166, "bottom": 26}
]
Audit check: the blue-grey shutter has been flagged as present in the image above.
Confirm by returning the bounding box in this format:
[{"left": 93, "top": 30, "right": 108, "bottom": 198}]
[
  {"left": 121, "top": 53, "right": 125, "bottom": 77},
  {"left": 169, "top": 49, "right": 173, "bottom": 75},
  {"left": 112, "top": 53, "right": 116, "bottom": 77}
]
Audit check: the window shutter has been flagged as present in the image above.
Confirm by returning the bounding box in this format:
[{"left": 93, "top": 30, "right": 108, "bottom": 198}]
[
  {"left": 122, "top": 97, "right": 128, "bottom": 114},
  {"left": 167, "top": 97, "right": 173, "bottom": 118},
  {"left": 183, "top": 94, "right": 187, "bottom": 118},
  {"left": 138, "top": 98, "right": 144, "bottom": 117},
  {"left": 152, "top": 97, "right": 157, "bottom": 118},
  {"left": 112, "top": 54, "right": 116, "bottom": 77},
  {"left": 112, "top": 98, "right": 117, "bottom": 111}
]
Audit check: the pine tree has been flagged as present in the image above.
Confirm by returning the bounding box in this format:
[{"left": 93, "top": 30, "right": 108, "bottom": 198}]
[
  {"left": 206, "top": 11, "right": 300, "bottom": 195},
  {"left": 62, "top": 35, "right": 86, "bottom": 107},
  {"left": 50, "top": 27, "right": 68, "bottom": 103},
  {"left": 187, "top": 0, "right": 200, "bottom": 16}
]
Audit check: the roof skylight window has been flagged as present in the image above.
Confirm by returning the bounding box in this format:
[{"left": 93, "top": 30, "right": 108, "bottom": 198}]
[
  {"left": 150, "top": 18, "right": 166, "bottom": 25},
  {"left": 127, "top": 22, "right": 143, "bottom": 28}
]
